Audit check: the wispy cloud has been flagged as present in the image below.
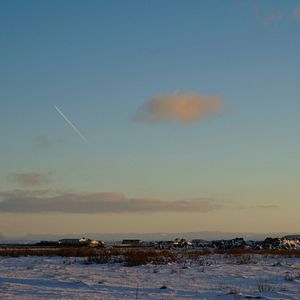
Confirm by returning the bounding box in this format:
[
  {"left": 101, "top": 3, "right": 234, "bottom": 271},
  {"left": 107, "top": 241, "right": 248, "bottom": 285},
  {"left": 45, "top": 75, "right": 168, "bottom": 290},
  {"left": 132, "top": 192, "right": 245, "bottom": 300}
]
[
  {"left": 7, "top": 172, "right": 52, "bottom": 187},
  {"left": 0, "top": 190, "right": 222, "bottom": 214},
  {"left": 134, "top": 92, "right": 223, "bottom": 124},
  {"left": 291, "top": 5, "right": 300, "bottom": 21}
]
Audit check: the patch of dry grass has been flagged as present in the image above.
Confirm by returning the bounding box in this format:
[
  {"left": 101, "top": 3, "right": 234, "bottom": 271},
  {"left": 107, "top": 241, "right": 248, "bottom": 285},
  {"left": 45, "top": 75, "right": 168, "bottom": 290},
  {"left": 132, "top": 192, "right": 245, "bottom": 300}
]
[{"left": 0, "top": 247, "right": 299, "bottom": 264}]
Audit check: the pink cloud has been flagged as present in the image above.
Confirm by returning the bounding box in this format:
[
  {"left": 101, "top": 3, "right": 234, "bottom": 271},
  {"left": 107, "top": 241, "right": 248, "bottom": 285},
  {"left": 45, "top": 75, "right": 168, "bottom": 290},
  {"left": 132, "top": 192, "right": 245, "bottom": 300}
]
[
  {"left": 0, "top": 190, "right": 222, "bottom": 214},
  {"left": 8, "top": 172, "right": 51, "bottom": 186},
  {"left": 134, "top": 91, "right": 223, "bottom": 124}
]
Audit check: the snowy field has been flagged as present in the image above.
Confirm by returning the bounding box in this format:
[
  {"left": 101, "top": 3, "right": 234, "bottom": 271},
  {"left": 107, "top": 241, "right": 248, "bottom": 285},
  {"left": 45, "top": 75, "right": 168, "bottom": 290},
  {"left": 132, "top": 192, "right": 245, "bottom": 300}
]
[{"left": 0, "top": 254, "right": 300, "bottom": 299}]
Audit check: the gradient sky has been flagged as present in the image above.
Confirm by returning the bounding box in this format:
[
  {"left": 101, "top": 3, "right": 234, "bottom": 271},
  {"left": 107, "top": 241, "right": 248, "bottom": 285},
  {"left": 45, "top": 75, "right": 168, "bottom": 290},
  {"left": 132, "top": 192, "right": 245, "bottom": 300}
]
[{"left": 1, "top": 0, "right": 300, "bottom": 237}]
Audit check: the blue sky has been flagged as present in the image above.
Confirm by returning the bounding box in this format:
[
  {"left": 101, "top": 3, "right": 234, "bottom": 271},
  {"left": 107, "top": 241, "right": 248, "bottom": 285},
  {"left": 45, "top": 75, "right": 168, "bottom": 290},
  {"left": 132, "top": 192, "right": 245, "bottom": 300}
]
[{"left": 1, "top": 0, "right": 300, "bottom": 235}]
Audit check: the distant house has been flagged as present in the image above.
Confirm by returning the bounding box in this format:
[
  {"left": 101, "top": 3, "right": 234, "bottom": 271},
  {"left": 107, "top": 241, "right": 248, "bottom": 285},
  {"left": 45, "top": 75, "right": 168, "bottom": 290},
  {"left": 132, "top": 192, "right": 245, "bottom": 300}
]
[
  {"left": 79, "top": 237, "right": 91, "bottom": 245},
  {"left": 156, "top": 241, "right": 174, "bottom": 249},
  {"left": 191, "top": 239, "right": 210, "bottom": 248},
  {"left": 89, "top": 239, "right": 104, "bottom": 248},
  {"left": 156, "top": 239, "right": 192, "bottom": 249},
  {"left": 121, "top": 239, "right": 144, "bottom": 247},
  {"left": 58, "top": 239, "right": 82, "bottom": 246},
  {"left": 173, "top": 238, "right": 192, "bottom": 248},
  {"left": 58, "top": 237, "right": 104, "bottom": 247},
  {"left": 35, "top": 241, "right": 59, "bottom": 247},
  {"left": 283, "top": 235, "right": 300, "bottom": 242}
]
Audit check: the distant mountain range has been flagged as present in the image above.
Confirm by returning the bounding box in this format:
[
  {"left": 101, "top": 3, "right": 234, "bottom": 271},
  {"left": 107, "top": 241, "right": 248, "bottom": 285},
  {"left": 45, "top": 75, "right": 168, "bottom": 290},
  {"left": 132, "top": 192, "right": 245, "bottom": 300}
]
[{"left": 2, "top": 231, "right": 299, "bottom": 243}]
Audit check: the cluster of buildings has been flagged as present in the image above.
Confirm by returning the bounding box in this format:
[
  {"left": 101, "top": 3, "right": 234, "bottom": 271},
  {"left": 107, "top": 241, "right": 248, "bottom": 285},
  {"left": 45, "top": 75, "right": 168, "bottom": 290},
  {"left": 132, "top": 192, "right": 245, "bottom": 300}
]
[
  {"left": 35, "top": 236, "right": 300, "bottom": 250},
  {"left": 36, "top": 237, "right": 104, "bottom": 248}
]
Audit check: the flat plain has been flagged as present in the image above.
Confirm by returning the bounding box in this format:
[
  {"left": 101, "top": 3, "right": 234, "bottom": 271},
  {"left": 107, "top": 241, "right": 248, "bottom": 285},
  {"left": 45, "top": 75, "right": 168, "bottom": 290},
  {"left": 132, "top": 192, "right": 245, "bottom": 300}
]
[{"left": 1, "top": 251, "right": 300, "bottom": 299}]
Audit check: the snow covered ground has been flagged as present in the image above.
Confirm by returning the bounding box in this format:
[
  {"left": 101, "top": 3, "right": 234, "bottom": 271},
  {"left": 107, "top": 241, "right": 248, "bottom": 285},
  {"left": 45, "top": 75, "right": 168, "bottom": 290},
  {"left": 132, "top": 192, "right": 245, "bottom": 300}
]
[{"left": 0, "top": 254, "right": 300, "bottom": 299}]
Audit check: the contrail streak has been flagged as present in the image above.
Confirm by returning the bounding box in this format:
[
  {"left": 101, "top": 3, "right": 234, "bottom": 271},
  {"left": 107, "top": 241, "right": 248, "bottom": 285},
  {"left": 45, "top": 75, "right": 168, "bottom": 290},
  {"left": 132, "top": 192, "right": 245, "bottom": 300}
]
[{"left": 54, "top": 106, "right": 89, "bottom": 145}]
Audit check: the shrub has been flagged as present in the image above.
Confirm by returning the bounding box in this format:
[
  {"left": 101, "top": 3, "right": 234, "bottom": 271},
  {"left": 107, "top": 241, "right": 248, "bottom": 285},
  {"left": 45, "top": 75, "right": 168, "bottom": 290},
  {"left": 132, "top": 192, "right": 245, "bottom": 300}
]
[
  {"left": 256, "top": 278, "right": 273, "bottom": 293},
  {"left": 124, "top": 249, "right": 176, "bottom": 266},
  {"left": 228, "top": 286, "right": 241, "bottom": 300}
]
